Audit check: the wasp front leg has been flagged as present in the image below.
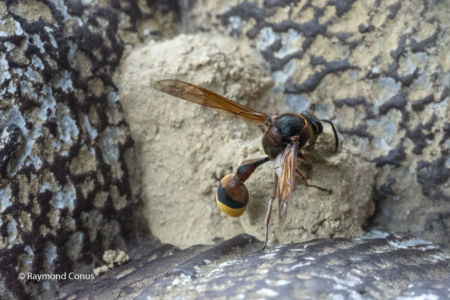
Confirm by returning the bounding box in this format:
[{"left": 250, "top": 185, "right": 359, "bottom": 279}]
[
  {"left": 216, "top": 157, "right": 270, "bottom": 217},
  {"left": 258, "top": 124, "right": 266, "bottom": 133}
]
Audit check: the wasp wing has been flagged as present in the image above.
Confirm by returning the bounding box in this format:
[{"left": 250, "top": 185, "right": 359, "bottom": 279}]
[
  {"left": 154, "top": 79, "right": 269, "bottom": 123},
  {"left": 278, "top": 140, "right": 299, "bottom": 220}
]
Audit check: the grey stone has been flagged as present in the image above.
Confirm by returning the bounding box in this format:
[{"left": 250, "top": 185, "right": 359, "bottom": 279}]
[{"left": 61, "top": 233, "right": 450, "bottom": 300}]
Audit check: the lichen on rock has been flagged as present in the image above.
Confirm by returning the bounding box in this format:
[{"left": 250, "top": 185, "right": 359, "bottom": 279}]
[{"left": 0, "top": 0, "right": 165, "bottom": 298}]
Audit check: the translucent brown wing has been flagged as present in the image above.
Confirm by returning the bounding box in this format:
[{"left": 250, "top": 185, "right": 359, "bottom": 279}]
[
  {"left": 154, "top": 79, "right": 269, "bottom": 123},
  {"left": 278, "top": 140, "right": 299, "bottom": 220}
]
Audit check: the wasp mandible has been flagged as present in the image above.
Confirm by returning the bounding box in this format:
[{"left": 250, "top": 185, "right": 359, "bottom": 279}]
[{"left": 154, "top": 79, "right": 339, "bottom": 250}]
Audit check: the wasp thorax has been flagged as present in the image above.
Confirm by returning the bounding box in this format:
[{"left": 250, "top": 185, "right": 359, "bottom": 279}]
[{"left": 216, "top": 173, "right": 249, "bottom": 217}]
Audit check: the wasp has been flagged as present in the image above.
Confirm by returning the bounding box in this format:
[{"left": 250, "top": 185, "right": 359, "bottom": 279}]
[{"left": 154, "top": 79, "right": 339, "bottom": 250}]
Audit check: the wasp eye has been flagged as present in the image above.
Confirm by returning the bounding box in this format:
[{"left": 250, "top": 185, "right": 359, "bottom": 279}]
[{"left": 216, "top": 174, "right": 249, "bottom": 217}]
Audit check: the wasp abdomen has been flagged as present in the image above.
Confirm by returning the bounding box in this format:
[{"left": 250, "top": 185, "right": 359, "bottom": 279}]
[{"left": 216, "top": 174, "right": 249, "bottom": 217}]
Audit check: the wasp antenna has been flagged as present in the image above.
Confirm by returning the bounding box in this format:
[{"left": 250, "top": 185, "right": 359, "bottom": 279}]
[{"left": 321, "top": 119, "right": 339, "bottom": 153}]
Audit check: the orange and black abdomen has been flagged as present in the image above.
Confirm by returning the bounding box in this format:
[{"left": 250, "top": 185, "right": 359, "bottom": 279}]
[
  {"left": 262, "top": 113, "right": 310, "bottom": 159},
  {"left": 216, "top": 174, "right": 249, "bottom": 217}
]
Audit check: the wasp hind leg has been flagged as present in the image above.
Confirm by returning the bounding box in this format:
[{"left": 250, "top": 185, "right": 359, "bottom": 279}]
[
  {"left": 295, "top": 168, "right": 332, "bottom": 194},
  {"left": 261, "top": 173, "right": 278, "bottom": 251},
  {"left": 298, "top": 152, "right": 312, "bottom": 165}
]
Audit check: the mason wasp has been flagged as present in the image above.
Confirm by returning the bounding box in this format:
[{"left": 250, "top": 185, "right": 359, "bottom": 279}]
[{"left": 154, "top": 79, "right": 338, "bottom": 250}]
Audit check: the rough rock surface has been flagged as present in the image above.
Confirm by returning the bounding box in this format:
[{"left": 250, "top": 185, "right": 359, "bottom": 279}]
[
  {"left": 61, "top": 233, "right": 450, "bottom": 299},
  {"left": 0, "top": 1, "right": 176, "bottom": 299},
  {"left": 0, "top": 0, "right": 449, "bottom": 299},
  {"left": 115, "top": 33, "right": 375, "bottom": 249}
]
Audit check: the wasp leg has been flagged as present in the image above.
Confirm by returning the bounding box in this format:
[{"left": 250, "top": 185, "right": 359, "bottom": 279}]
[
  {"left": 295, "top": 168, "right": 332, "bottom": 194},
  {"left": 258, "top": 124, "right": 266, "bottom": 133},
  {"left": 262, "top": 173, "right": 278, "bottom": 251},
  {"left": 298, "top": 152, "right": 312, "bottom": 165}
]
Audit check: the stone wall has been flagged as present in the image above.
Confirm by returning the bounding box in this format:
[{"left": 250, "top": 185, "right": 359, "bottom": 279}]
[{"left": 0, "top": 0, "right": 448, "bottom": 298}]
